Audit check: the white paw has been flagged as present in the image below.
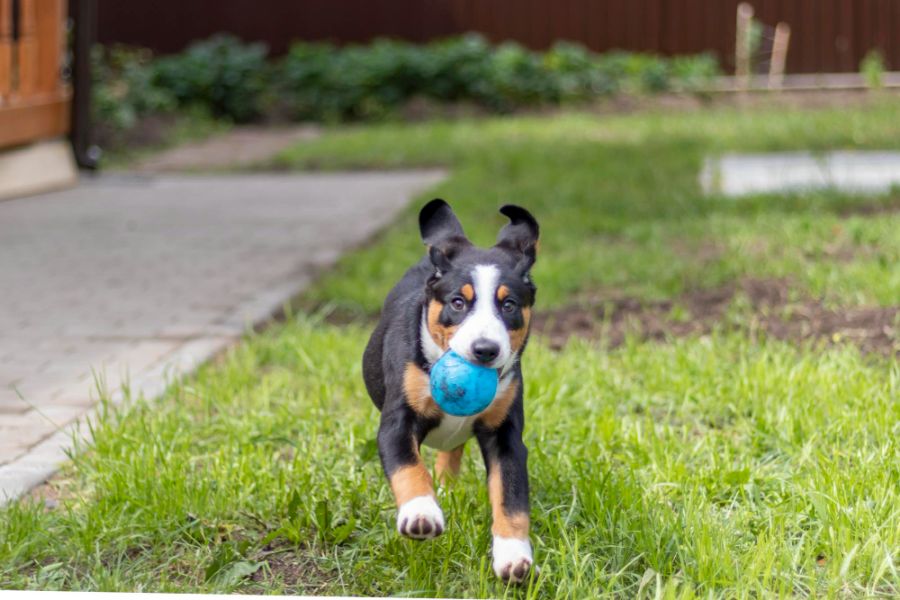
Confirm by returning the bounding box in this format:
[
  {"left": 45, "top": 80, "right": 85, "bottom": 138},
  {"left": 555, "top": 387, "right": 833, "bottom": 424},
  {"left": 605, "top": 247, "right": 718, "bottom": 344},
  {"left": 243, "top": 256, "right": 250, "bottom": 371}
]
[
  {"left": 492, "top": 536, "right": 533, "bottom": 583},
  {"left": 397, "top": 495, "right": 445, "bottom": 540}
]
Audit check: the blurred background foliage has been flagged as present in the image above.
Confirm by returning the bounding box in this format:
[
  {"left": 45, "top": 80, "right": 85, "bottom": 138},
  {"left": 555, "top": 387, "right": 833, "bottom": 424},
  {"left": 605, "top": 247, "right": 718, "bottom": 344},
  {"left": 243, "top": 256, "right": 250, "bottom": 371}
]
[{"left": 92, "top": 33, "right": 720, "bottom": 142}]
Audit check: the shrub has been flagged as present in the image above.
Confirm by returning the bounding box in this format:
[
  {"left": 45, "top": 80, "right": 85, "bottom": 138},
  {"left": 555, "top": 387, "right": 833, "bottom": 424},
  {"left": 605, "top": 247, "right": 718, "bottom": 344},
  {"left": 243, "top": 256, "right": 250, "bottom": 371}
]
[
  {"left": 670, "top": 53, "right": 720, "bottom": 92},
  {"left": 277, "top": 35, "right": 723, "bottom": 120},
  {"left": 480, "top": 42, "right": 558, "bottom": 110},
  {"left": 95, "top": 34, "right": 722, "bottom": 127},
  {"left": 860, "top": 50, "right": 886, "bottom": 90},
  {"left": 280, "top": 39, "right": 431, "bottom": 121},
  {"left": 154, "top": 34, "right": 270, "bottom": 122},
  {"left": 92, "top": 45, "right": 176, "bottom": 132},
  {"left": 414, "top": 34, "right": 493, "bottom": 101},
  {"left": 543, "top": 42, "right": 618, "bottom": 100}
]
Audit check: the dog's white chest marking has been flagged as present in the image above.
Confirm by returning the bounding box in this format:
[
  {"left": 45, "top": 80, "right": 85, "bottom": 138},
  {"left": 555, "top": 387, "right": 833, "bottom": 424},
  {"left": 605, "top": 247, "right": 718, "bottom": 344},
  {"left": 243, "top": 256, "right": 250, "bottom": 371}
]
[
  {"left": 423, "top": 413, "right": 477, "bottom": 451},
  {"left": 421, "top": 374, "right": 514, "bottom": 451}
]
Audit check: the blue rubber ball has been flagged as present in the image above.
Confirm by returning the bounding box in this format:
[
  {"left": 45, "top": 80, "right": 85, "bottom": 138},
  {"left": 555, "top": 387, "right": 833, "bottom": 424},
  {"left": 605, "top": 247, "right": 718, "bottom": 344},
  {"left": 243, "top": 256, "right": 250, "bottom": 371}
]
[{"left": 430, "top": 350, "right": 499, "bottom": 416}]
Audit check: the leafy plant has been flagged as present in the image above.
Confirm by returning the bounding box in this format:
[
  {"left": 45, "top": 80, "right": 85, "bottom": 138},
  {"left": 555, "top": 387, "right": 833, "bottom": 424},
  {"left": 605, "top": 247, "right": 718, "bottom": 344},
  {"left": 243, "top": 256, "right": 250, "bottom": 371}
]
[
  {"left": 204, "top": 541, "right": 263, "bottom": 586},
  {"left": 95, "top": 34, "right": 721, "bottom": 128},
  {"left": 154, "top": 34, "right": 270, "bottom": 122},
  {"left": 278, "top": 35, "right": 720, "bottom": 120},
  {"left": 481, "top": 41, "right": 557, "bottom": 110},
  {"left": 860, "top": 50, "right": 886, "bottom": 90},
  {"left": 91, "top": 45, "right": 176, "bottom": 132},
  {"left": 670, "top": 53, "right": 720, "bottom": 92},
  {"left": 415, "top": 34, "right": 493, "bottom": 101},
  {"left": 544, "top": 41, "right": 618, "bottom": 100}
]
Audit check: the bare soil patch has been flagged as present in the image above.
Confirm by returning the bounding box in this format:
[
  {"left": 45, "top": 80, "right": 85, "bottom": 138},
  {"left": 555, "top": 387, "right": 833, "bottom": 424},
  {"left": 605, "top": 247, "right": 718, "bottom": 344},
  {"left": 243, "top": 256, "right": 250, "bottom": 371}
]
[
  {"left": 250, "top": 545, "right": 334, "bottom": 595},
  {"left": 570, "top": 88, "right": 900, "bottom": 118},
  {"left": 533, "top": 278, "right": 899, "bottom": 357},
  {"left": 130, "top": 125, "right": 321, "bottom": 173},
  {"left": 837, "top": 194, "right": 900, "bottom": 217},
  {"left": 95, "top": 113, "right": 181, "bottom": 151}
]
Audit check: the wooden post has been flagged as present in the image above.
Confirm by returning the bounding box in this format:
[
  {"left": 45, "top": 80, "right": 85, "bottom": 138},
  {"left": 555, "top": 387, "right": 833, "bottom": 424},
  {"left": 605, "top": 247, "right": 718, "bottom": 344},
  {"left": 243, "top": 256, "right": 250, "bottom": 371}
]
[
  {"left": 0, "top": 0, "right": 72, "bottom": 152},
  {"left": 16, "top": 0, "right": 40, "bottom": 98},
  {"left": 36, "top": 0, "right": 67, "bottom": 95},
  {"left": 768, "top": 22, "right": 790, "bottom": 90},
  {"left": 735, "top": 2, "right": 754, "bottom": 91},
  {"left": 0, "top": 0, "right": 11, "bottom": 103}
]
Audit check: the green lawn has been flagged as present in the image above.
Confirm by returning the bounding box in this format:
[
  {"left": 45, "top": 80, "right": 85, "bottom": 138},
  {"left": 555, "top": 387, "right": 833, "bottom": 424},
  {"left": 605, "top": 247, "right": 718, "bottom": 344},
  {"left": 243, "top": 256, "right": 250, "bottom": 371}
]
[{"left": 3, "top": 99, "right": 900, "bottom": 598}]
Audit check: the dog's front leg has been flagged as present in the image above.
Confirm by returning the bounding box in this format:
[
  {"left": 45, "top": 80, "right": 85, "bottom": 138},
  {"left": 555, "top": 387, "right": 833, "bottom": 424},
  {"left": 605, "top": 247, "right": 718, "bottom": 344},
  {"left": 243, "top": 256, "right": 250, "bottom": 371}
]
[
  {"left": 378, "top": 407, "right": 444, "bottom": 540},
  {"left": 476, "top": 418, "right": 533, "bottom": 583}
]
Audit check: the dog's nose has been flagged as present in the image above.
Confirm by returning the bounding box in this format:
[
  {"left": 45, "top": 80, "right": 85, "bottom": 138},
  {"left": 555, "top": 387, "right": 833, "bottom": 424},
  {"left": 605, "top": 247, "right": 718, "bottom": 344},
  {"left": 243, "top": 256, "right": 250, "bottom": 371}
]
[{"left": 471, "top": 339, "right": 500, "bottom": 364}]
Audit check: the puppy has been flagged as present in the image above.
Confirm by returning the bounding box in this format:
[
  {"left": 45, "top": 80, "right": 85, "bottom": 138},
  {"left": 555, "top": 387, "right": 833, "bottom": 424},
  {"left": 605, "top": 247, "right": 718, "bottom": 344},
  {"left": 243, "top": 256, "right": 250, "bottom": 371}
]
[{"left": 363, "top": 199, "right": 539, "bottom": 583}]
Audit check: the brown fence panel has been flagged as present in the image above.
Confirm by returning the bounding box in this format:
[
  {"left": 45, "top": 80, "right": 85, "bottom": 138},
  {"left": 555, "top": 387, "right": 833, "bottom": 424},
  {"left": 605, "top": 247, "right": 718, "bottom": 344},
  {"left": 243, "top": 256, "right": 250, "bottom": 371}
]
[
  {"left": 96, "top": 0, "right": 900, "bottom": 74},
  {"left": 0, "top": 0, "right": 70, "bottom": 149},
  {"left": 0, "top": 0, "right": 11, "bottom": 100}
]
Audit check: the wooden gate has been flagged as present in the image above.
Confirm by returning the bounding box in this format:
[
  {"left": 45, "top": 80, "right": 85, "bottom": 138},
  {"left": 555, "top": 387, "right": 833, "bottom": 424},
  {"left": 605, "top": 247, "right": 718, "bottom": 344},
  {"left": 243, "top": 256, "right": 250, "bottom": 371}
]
[{"left": 0, "top": 0, "right": 70, "bottom": 150}]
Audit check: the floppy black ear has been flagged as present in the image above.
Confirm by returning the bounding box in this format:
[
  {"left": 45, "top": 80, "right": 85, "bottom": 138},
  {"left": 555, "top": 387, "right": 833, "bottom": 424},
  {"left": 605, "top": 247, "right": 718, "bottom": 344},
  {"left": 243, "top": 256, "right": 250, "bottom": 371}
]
[
  {"left": 496, "top": 204, "right": 539, "bottom": 256},
  {"left": 419, "top": 199, "right": 470, "bottom": 276}
]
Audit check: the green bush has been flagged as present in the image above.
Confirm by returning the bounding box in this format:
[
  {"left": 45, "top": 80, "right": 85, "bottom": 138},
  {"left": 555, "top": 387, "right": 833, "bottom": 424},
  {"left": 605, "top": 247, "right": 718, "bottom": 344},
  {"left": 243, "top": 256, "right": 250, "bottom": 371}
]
[
  {"left": 92, "top": 46, "right": 176, "bottom": 132},
  {"left": 670, "top": 53, "right": 720, "bottom": 92},
  {"left": 543, "top": 42, "right": 617, "bottom": 100},
  {"left": 278, "top": 35, "right": 721, "bottom": 120},
  {"left": 94, "top": 34, "right": 721, "bottom": 128},
  {"left": 279, "top": 39, "right": 433, "bottom": 121},
  {"left": 415, "top": 34, "right": 493, "bottom": 102},
  {"left": 860, "top": 50, "right": 886, "bottom": 90},
  {"left": 154, "top": 34, "right": 270, "bottom": 122}
]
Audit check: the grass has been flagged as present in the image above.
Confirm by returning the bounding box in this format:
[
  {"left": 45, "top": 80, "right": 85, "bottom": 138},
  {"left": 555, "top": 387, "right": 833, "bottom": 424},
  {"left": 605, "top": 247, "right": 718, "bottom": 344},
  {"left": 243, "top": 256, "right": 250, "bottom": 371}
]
[
  {"left": 277, "top": 100, "right": 900, "bottom": 313},
  {"left": 3, "top": 98, "right": 900, "bottom": 597}
]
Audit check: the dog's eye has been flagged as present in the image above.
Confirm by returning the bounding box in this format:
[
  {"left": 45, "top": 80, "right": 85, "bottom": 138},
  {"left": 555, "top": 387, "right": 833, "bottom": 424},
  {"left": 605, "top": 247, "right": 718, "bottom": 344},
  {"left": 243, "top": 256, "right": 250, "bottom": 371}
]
[
  {"left": 450, "top": 297, "right": 466, "bottom": 311},
  {"left": 501, "top": 299, "right": 518, "bottom": 313}
]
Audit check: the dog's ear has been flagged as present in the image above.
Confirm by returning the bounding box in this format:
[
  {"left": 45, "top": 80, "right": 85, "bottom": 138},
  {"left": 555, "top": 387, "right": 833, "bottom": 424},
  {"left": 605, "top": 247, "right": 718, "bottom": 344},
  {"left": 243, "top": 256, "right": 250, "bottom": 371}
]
[
  {"left": 420, "top": 199, "right": 467, "bottom": 246},
  {"left": 420, "top": 199, "right": 470, "bottom": 278},
  {"left": 496, "top": 204, "right": 539, "bottom": 277}
]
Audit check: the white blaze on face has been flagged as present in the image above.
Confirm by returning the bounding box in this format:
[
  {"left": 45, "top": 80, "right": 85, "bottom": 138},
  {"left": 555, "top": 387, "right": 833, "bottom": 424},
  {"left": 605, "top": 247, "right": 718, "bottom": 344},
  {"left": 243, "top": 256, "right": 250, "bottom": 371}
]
[{"left": 449, "top": 265, "right": 511, "bottom": 369}]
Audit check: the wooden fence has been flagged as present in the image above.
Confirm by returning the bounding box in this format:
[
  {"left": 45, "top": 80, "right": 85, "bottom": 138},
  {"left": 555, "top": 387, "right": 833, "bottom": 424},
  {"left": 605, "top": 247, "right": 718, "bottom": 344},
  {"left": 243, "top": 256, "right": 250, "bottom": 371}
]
[
  {"left": 0, "top": 0, "right": 70, "bottom": 150},
  {"left": 95, "top": 0, "right": 900, "bottom": 74}
]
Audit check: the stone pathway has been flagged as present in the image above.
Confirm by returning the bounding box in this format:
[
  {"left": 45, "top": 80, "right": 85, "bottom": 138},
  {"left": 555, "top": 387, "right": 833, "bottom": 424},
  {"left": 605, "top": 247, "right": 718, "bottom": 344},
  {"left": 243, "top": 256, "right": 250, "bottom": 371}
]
[
  {"left": 129, "top": 125, "right": 321, "bottom": 173},
  {"left": 0, "top": 169, "right": 445, "bottom": 502},
  {"left": 701, "top": 151, "right": 900, "bottom": 197}
]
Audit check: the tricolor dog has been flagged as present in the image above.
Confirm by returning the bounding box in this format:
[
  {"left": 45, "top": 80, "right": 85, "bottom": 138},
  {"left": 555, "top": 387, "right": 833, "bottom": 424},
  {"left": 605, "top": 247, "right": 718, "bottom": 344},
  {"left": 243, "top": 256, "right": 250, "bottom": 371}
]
[{"left": 363, "top": 199, "right": 539, "bottom": 583}]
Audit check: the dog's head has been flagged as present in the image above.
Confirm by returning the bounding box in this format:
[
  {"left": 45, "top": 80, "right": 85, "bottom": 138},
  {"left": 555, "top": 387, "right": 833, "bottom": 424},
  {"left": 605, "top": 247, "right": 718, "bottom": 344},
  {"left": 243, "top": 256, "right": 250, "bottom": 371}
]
[{"left": 419, "top": 199, "right": 539, "bottom": 372}]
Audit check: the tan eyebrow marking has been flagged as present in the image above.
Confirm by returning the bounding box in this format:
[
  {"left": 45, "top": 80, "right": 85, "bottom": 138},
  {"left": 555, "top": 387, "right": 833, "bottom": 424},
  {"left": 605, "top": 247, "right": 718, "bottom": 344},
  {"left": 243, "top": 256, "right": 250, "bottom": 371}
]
[
  {"left": 427, "top": 300, "right": 457, "bottom": 351},
  {"left": 461, "top": 284, "right": 474, "bottom": 301},
  {"left": 497, "top": 285, "right": 510, "bottom": 301}
]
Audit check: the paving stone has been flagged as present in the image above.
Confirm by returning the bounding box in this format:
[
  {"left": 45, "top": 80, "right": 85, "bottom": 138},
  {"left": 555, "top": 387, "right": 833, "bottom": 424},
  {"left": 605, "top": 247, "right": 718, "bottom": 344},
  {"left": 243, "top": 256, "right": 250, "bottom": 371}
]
[
  {"left": 0, "top": 390, "right": 30, "bottom": 415},
  {"left": 0, "top": 169, "right": 444, "bottom": 502}
]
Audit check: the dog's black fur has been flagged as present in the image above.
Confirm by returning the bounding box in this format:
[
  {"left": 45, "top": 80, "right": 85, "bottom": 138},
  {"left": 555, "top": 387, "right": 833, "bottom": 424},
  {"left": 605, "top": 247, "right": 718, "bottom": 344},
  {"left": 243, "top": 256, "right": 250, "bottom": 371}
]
[{"left": 362, "top": 199, "right": 539, "bottom": 583}]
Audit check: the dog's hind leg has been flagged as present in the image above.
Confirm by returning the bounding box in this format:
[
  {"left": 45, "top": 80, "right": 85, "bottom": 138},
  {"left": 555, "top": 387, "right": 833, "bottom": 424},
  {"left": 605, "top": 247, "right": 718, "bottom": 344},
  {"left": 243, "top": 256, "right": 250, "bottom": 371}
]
[{"left": 362, "top": 322, "right": 387, "bottom": 410}]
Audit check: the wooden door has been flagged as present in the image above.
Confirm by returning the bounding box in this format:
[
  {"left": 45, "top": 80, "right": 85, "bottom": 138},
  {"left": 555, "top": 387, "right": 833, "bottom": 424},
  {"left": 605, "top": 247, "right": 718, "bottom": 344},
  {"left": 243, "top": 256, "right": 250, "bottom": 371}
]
[{"left": 0, "top": 0, "right": 70, "bottom": 149}]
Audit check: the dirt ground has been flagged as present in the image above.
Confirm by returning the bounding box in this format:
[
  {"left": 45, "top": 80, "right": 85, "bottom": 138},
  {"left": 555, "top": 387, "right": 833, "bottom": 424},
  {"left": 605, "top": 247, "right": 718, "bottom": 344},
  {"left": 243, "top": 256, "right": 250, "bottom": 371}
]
[
  {"left": 533, "top": 278, "right": 899, "bottom": 357},
  {"left": 400, "top": 88, "right": 900, "bottom": 122},
  {"left": 129, "top": 124, "right": 322, "bottom": 173}
]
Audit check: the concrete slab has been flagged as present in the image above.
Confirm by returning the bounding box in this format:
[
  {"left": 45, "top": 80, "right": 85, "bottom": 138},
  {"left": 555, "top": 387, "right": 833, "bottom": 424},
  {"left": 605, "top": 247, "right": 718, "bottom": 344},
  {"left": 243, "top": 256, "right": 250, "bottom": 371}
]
[
  {"left": 0, "top": 139, "right": 78, "bottom": 200},
  {"left": 701, "top": 151, "right": 900, "bottom": 197},
  {"left": 0, "top": 169, "right": 445, "bottom": 503}
]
